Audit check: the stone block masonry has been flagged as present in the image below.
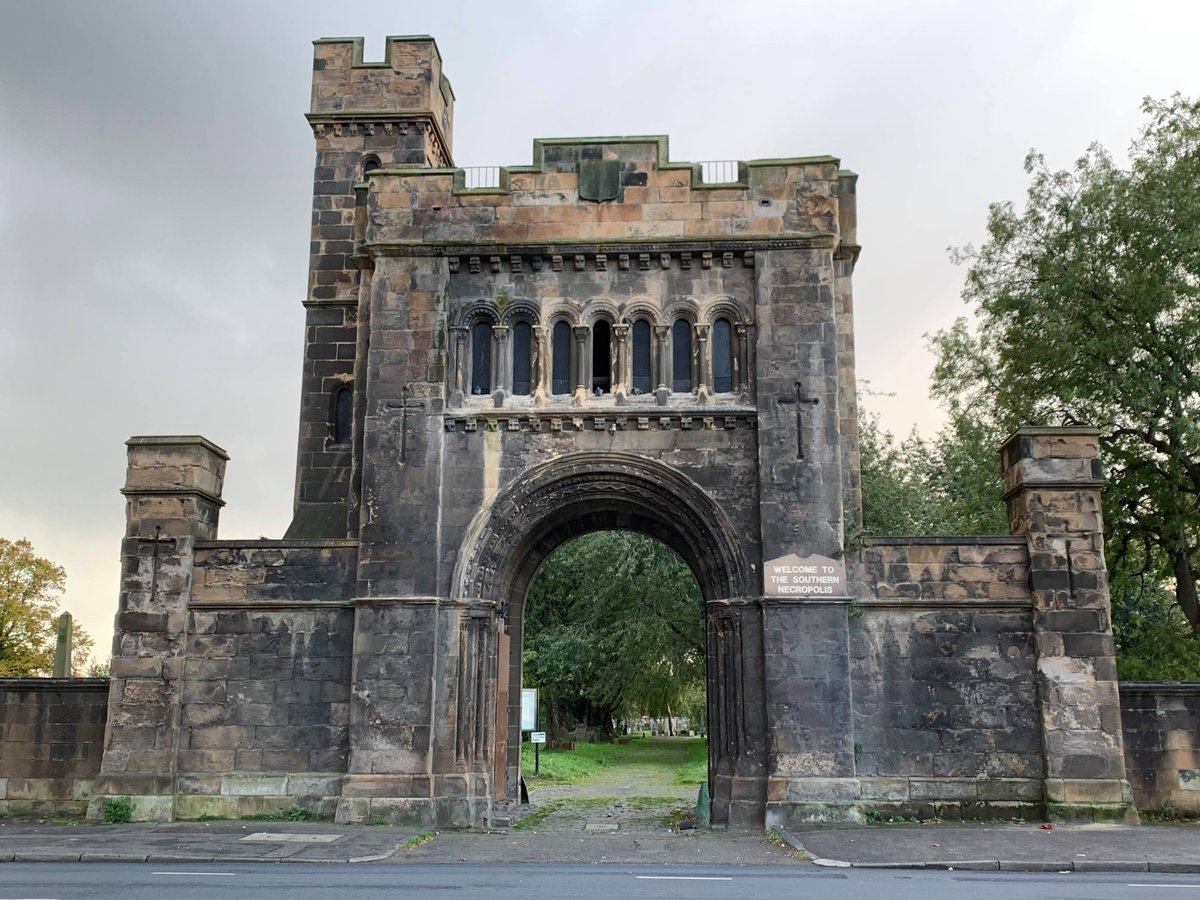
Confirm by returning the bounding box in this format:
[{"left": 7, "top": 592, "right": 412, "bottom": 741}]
[
  {"left": 0, "top": 679, "right": 109, "bottom": 817},
  {"left": 1120, "top": 683, "right": 1200, "bottom": 814}
]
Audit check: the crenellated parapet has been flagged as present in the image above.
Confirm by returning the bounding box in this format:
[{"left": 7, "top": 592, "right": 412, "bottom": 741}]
[
  {"left": 309, "top": 35, "right": 454, "bottom": 162},
  {"left": 359, "top": 136, "right": 857, "bottom": 250}
]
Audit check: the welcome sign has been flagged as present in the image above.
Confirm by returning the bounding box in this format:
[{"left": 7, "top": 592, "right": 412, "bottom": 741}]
[{"left": 763, "top": 552, "right": 847, "bottom": 598}]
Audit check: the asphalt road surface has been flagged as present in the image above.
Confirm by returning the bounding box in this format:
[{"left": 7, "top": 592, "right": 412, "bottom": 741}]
[{"left": 2, "top": 864, "right": 1200, "bottom": 899}]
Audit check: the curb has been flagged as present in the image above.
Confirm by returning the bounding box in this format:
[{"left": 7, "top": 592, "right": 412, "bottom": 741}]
[{"left": 771, "top": 827, "right": 1200, "bottom": 874}]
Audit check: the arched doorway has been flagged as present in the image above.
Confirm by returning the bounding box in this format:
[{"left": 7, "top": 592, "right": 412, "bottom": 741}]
[{"left": 452, "top": 452, "right": 766, "bottom": 827}]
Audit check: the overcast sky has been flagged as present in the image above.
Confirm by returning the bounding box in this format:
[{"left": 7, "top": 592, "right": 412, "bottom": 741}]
[{"left": 1, "top": 0, "right": 1196, "bottom": 659}]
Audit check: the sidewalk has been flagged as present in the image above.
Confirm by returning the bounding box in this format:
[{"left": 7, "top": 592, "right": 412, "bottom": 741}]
[
  {"left": 781, "top": 822, "right": 1200, "bottom": 873},
  {"left": 0, "top": 817, "right": 1195, "bottom": 870},
  {"left": 0, "top": 820, "right": 422, "bottom": 864}
]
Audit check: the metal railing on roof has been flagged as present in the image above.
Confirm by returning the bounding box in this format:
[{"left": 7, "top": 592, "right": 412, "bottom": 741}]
[
  {"left": 462, "top": 166, "right": 501, "bottom": 189},
  {"left": 699, "top": 160, "right": 740, "bottom": 184}
]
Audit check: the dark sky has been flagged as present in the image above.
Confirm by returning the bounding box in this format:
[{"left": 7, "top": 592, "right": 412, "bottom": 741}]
[{"left": 1, "top": 0, "right": 1194, "bottom": 656}]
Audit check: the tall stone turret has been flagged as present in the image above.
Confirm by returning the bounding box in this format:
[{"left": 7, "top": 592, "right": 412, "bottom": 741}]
[{"left": 287, "top": 36, "right": 455, "bottom": 539}]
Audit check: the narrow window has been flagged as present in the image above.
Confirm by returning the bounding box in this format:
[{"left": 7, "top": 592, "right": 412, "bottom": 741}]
[
  {"left": 632, "top": 320, "right": 651, "bottom": 394},
  {"left": 471, "top": 320, "right": 492, "bottom": 394},
  {"left": 362, "top": 156, "right": 381, "bottom": 178},
  {"left": 592, "top": 320, "right": 611, "bottom": 393},
  {"left": 712, "top": 318, "right": 733, "bottom": 393},
  {"left": 552, "top": 321, "right": 571, "bottom": 395},
  {"left": 512, "top": 321, "right": 532, "bottom": 395},
  {"left": 332, "top": 386, "right": 353, "bottom": 444},
  {"left": 671, "top": 319, "right": 692, "bottom": 392}
]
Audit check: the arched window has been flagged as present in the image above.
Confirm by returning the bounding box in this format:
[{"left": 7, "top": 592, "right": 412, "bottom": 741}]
[
  {"left": 332, "top": 385, "right": 353, "bottom": 445},
  {"left": 551, "top": 321, "right": 571, "bottom": 395},
  {"left": 592, "top": 320, "right": 611, "bottom": 393},
  {"left": 632, "top": 320, "right": 652, "bottom": 394},
  {"left": 512, "top": 321, "right": 532, "bottom": 395},
  {"left": 362, "top": 156, "right": 381, "bottom": 178},
  {"left": 712, "top": 318, "right": 733, "bottom": 393},
  {"left": 671, "top": 319, "right": 692, "bottom": 392},
  {"left": 471, "top": 320, "right": 492, "bottom": 395}
]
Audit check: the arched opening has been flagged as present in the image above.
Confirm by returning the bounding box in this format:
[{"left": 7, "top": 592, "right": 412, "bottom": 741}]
[
  {"left": 551, "top": 321, "right": 571, "bottom": 395},
  {"left": 520, "top": 531, "right": 706, "bottom": 807},
  {"left": 712, "top": 318, "right": 733, "bottom": 393},
  {"left": 511, "top": 321, "right": 532, "bottom": 395},
  {"left": 631, "top": 320, "right": 652, "bottom": 394},
  {"left": 362, "top": 155, "right": 381, "bottom": 178},
  {"left": 453, "top": 452, "right": 760, "bottom": 828},
  {"left": 591, "top": 320, "right": 611, "bottom": 394},
  {"left": 331, "top": 385, "right": 352, "bottom": 445},
  {"left": 471, "top": 320, "right": 492, "bottom": 395},
  {"left": 671, "top": 319, "right": 692, "bottom": 392}
]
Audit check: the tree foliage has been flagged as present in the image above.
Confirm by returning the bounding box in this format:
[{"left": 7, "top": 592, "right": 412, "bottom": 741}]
[
  {"left": 928, "top": 94, "right": 1200, "bottom": 640},
  {"left": 857, "top": 400, "right": 1007, "bottom": 539},
  {"left": 522, "top": 531, "right": 704, "bottom": 738},
  {"left": 0, "top": 538, "right": 95, "bottom": 676}
]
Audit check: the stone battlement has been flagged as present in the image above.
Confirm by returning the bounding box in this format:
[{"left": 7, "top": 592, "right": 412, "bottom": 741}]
[{"left": 309, "top": 36, "right": 454, "bottom": 158}]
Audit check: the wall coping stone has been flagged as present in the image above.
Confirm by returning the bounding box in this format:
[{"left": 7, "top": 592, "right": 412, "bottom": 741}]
[
  {"left": 193, "top": 539, "right": 359, "bottom": 550},
  {"left": 856, "top": 598, "right": 1032, "bottom": 610},
  {"left": 1119, "top": 682, "right": 1200, "bottom": 696},
  {"left": 866, "top": 536, "right": 1025, "bottom": 546},
  {"left": 0, "top": 678, "right": 110, "bottom": 691},
  {"left": 125, "top": 435, "right": 230, "bottom": 459}
]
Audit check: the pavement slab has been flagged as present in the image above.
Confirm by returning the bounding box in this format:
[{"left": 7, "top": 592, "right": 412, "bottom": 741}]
[{"left": 785, "top": 822, "right": 1200, "bottom": 873}]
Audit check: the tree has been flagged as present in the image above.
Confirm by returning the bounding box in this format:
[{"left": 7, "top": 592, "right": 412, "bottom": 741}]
[
  {"left": 523, "top": 531, "right": 704, "bottom": 739},
  {"left": 857, "top": 398, "right": 1007, "bottom": 539},
  {"left": 0, "top": 538, "right": 95, "bottom": 676},
  {"left": 930, "top": 94, "right": 1200, "bottom": 636}
]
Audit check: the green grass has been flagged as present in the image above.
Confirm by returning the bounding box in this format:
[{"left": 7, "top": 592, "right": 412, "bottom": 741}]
[
  {"left": 401, "top": 829, "right": 439, "bottom": 849},
  {"left": 520, "top": 736, "right": 708, "bottom": 786},
  {"left": 514, "top": 797, "right": 618, "bottom": 830}
]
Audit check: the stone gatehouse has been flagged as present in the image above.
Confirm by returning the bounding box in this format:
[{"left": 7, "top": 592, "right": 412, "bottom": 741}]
[{"left": 89, "top": 35, "right": 1135, "bottom": 829}]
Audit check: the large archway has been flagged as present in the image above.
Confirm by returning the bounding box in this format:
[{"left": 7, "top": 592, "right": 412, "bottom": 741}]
[{"left": 452, "top": 452, "right": 766, "bottom": 827}]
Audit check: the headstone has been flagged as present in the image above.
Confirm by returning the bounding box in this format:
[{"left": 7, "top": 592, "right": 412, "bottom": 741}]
[{"left": 52, "top": 611, "right": 72, "bottom": 677}]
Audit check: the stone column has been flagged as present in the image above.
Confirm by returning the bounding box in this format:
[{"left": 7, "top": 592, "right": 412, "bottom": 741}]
[
  {"left": 612, "top": 323, "right": 630, "bottom": 403},
  {"left": 531, "top": 325, "right": 548, "bottom": 404},
  {"left": 694, "top": 323, "right": 711, "bottom": 404},
  {"left": 449, "top": 326, "right": 468, "bottom": 406},
  {"left": 735, "top": 323, "right": 754, "bottom": 395},
  {"left": 572, "top": 325, "right": 589, "bottom": 405},
  {"left": 491, "top": 325, "right": 510, "bottom": 406},
  {"left": 91, "top": 436, "right": 228, "bottom": 822},
  {"left": 1001, "top": 426, "right": 1137, "bottom": 823},
  {"left": 653, "top": 324, "right": 670, "bottom": 406}
]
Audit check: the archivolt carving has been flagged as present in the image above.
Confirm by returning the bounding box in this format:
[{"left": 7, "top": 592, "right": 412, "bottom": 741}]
[
  {"left": 450, "top": 300, "right": 498, "bottom": 328},
  {"left": 705, "top": 297, "right": 751, "bottom": 326},
  {"left": 453, "top": 451, "right": 751, "bottom": 605},
  {"left": 500, "top": 301, "right": 541, "bottom": 327},
  {"left": 662, "top": 297, "right": 700, "bottom": 325}
]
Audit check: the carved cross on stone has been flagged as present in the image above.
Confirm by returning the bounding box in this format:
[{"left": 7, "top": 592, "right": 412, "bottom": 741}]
[
  {"left": 776, "top": 382, "right": 820, "bottom": 459},
  {"left": 384, "top": 384, "right": 426, "bottom": 464}
]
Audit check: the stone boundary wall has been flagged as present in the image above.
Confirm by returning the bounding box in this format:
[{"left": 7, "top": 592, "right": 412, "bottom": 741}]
[
  {"left": 848, "top": 537, "right": 1043, "bottom": 818},
  {"left": 1120, "top": 682, "right": 1200, "bottom": 813},
  {"left": 0, "top": 679, "right": 110, "bottom": 816}
]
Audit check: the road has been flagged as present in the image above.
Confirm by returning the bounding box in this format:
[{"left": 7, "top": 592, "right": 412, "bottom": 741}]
[{"left": 3, "top": 863, "right": 1199, "bottom": 899}]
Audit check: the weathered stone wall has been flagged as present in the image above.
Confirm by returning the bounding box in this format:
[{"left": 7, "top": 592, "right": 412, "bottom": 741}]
[
  {"left": 173, "top": 605, "right": 354, "bottom": 819},
  {"left": 1120, "top": 683, "right": 1200, "bottom": 813},
  {"left": 191, "top": 541, "right": 358, "bottom": 605},
  {"left": 846, "top": 539, "right": 1043, "bottom": 818},
  {"left": 0, "top": 679, "right": 109, "bottom": 816}
]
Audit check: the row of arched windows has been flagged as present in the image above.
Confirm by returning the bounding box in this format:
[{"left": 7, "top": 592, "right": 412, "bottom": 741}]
[{"left": 457, "top": 316, "right": 739, "bottom": 399}]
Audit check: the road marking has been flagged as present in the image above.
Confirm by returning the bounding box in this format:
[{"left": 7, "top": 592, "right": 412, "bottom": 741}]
[
  {"left": 151, "top": 872, "right": 237, "bottom": 876},
  {"left": 635, "top": 876, "right": 734, "bottom": 881},
  {"left": 1125, "top": 886, "right": 1200, "bottom": 889}
]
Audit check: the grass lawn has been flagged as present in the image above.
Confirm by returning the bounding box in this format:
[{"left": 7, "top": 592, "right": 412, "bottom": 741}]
[{"left": 520, "top": 736, "right": 707, "bottom": 786}]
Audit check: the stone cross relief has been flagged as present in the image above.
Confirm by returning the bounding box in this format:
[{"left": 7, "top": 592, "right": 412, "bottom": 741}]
[
  {"left": 384, "top": 384, "right": 426, "bottom": 464},
  {"left": 776, "top": 381, "right": 820, "bottom": 459}
]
